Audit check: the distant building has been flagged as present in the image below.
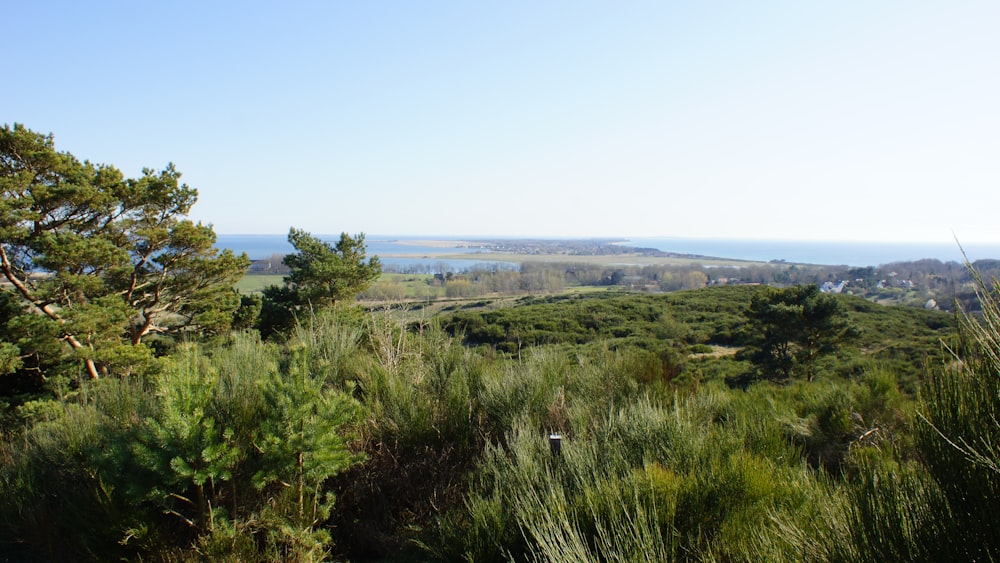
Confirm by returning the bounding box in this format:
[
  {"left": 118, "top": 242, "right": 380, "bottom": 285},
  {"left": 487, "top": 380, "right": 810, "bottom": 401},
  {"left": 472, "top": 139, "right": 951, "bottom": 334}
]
[{"left": 820, "top": 281, "right": 848, "bottom": 294}]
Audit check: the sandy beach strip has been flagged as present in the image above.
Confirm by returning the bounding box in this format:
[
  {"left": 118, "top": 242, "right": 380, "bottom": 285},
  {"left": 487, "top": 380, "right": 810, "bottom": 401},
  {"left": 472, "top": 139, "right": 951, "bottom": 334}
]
[{"left": 390, "top": 239, "right": 484, "bottom": 248}]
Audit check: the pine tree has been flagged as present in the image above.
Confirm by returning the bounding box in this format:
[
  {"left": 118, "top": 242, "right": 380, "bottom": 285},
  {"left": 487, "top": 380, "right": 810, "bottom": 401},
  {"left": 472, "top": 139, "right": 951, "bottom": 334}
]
[{"left": 0, "top": 124, "right": 250, "bottom": 381}]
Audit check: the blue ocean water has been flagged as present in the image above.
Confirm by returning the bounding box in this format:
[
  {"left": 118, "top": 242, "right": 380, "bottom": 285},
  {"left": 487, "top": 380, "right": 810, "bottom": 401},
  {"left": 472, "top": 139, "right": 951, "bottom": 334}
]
[
  {"left": 217, "top": 235, "right": 504, "bottom": 272},
  {"left": 622, "top": 238, "right": 1000, "bottom": 267},
  {"left": 216, "top": 235, "right": 1000, "bottom": 269}
]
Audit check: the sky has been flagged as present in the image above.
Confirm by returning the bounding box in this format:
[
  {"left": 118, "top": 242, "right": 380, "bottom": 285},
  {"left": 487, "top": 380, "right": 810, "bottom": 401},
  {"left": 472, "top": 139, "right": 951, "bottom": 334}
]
[{"left": 3, "top": 1, "right": 1000, "bottom": 243}]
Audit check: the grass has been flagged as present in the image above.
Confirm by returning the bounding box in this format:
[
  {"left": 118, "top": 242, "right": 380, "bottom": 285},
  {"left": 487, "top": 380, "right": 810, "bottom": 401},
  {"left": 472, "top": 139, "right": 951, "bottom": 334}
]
[
  {"left": 234, "top": 274, "right": 284, "bottom": 294},
  {"left": 237, "top": 273, "right": 443, "bottom": 298}
]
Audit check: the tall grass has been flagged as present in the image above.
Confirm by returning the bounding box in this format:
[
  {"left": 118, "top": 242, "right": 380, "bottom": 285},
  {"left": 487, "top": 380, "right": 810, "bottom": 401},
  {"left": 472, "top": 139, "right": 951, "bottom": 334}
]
[
  {"left": 773, "top": 266, "right": 1000, "bottom": 562},
  {"left": 327, "top": 312, "right": 493, "bottom": 557},
  {"left": 436, "top": 384, "right": 832, "bottom": 562},
  {"left": 910, "top": 266, "right": 1000, "bottom": 558}
]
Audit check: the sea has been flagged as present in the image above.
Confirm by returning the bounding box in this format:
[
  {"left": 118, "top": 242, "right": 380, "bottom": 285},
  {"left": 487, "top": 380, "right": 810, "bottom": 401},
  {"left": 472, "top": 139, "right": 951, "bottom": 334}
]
[
  {"left": 623, "top": 238, "right": 1000, "bottom": 268},
  {"left": 217, "top": 235, "right": 509, "bottom": 272},
  {"left": 215, "top": 234, "right": 1000, "bottom": 270}
]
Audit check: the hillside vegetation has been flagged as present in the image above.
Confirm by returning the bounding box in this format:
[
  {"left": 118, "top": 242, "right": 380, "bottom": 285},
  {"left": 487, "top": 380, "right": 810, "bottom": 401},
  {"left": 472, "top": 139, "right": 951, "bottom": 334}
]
[
  {"left": 2, "top": 127, "right": 996, "bottom": 561},
  {"left": 1, "top": 277, "right": 982, "bottom": 561},
  {"left": 442, "top": 287, "right": 953, "bottom": 389}
]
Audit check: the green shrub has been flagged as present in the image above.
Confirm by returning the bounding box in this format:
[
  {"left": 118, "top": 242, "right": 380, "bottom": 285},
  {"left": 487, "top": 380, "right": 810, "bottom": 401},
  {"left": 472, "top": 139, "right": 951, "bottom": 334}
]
[
  {"left": 1, "top": 330, "right": 363, "bottom": 561},
  {"left": 0, "top": 398, "right": 155, "bottom": 560},
  {"left": 439, "top": 385, "right": 828, "bottom": 562}
]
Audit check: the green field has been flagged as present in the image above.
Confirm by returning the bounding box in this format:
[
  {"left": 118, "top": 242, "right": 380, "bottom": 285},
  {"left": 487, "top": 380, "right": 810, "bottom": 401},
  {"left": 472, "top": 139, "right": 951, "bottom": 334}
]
[{"left": 233, "top": 274, "right": 284, "bottom": 293}]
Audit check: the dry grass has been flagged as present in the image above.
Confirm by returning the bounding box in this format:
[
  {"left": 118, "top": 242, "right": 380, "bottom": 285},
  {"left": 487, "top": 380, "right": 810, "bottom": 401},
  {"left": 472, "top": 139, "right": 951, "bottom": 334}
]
[{"left": 690, "top": 345, "right": 741, "bottom": 359}]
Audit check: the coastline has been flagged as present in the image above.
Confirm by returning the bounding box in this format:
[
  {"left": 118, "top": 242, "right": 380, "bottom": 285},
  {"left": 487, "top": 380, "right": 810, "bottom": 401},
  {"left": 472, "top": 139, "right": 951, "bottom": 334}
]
[
  {"left": 217, "top": 234, "right": 1000, "bottom": 268},
  {"left": 429, "top": 252, "right": 759, "bottom": 267},
  {"left": 389, "top": 239, "right": 483, "bottom": 249}
]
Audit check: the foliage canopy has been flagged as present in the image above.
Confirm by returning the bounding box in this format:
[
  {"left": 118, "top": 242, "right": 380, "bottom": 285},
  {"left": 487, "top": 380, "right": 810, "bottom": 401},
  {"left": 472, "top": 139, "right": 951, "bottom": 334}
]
[
  {"left": 738, "top": 284, "right": 858, "bottom": 381},
  {"left": 0, "top": 124, "right": 250, "bottom": 381},
  {"left": 283, "top": 228, "right": 381, "bottom": 308},
  {"left": 259, "top": 228, "right": 380, "bottom": 337}
]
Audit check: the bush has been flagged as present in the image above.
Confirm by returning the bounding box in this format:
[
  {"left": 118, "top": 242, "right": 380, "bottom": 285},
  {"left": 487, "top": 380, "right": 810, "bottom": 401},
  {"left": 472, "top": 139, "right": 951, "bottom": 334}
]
[
  {"left": 438, "top": 387, "right": 823, "bottom": 562},
  {"left": 0, "top": 331, "right": 362, "bottom": 560}
]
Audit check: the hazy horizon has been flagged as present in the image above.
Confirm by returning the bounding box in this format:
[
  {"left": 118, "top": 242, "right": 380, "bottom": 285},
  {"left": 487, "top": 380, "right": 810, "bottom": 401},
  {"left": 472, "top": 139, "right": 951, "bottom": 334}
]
[{"left": 215, "top": 232, "right": 987, "bottom": 248}]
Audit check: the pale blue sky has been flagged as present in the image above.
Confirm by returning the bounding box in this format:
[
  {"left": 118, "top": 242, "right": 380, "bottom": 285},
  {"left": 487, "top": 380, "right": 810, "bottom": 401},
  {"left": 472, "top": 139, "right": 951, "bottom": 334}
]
[{"left": 4, "top": 1, "right": 999, "bottom": 243}]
